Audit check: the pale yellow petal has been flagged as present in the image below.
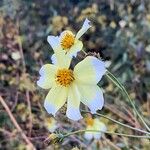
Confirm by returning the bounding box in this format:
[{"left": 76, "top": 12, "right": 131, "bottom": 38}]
[
  {"left": 93, "top": 131, "right": 101, "bottom": 139},
  {"left": 37, "top": 64, "right": 57, "bottom": 89},
  {"left": 47, "top": 36, "right": 61, "bottom": 52},
  {"left": 74, "top": 56, "right": 106, "bottom": 84},
  {"left": 66, "top": 83, "right": 82, "bottom": 120},
  {"left": 51, "top": 54, "right": 57, "bottom": 64},
  {"left": 84, "top": 126, "right": 93, "bottom": 140},
  {"left": 75, "top": 18, "right": 91, "bottom": 40},
  {"left": 67, "top": 40, "right": 83, "bottom": 57},
  {"left": 94, "top": 119, "right": 107, "bottom": 132},
  {"left": 93, "top": 119, "right": 107, "bottom": 139},
  {"left": 55, "top": 51, "right": 72, "bottom": 69},
  {"left": 44, "top": 85, "right": 68, "bottom": 116},
  {"left": 78, "top": 84, "right": 104, "bottom": 113}
]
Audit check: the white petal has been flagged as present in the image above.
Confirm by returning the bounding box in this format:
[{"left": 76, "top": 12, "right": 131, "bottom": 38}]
[
  {"left": 84, "top": 126, "right": 93, "bottom": 140},
  {"left": 55, "top": 51, "right": 72, "bottom": 68},
  {"left": 48, "top": 35, "right": 72, "bottom": 68},
  {"left": 84, "top": 133, "right": 93, "bottom": 140},
  {"left": 37, "top": 64, "right": 57, "bottom": 89},
  {"left": 51, "top": 54, "right": 57, "bottom": 65},
  {"left": 94, "top": 119, "right": 107, "bottom": 132},
  {"left": 93, "top": 119, "right": 102, "bottom": 139},
  {"left": 93, "top": 132, "right": 102, "bottom": 139},
  {"left": 66, "top": 83, "right": 82, "bottom": 121},
  {"left": 44, "top": 85, "right": 68, "bottom": 116},
  {"left": 93, "top": 119, "right": 107, "bottom": 139},
  {"left": 47, "top": 36, "right": 61, "bottom": 51},
  {"left": 78, "top": 85, "right": 104, "bottom": 113},
  {"left": 67, "top": 40, "right": 83, "bottom": 57},
  {"left": 75, "top": 18, "right": 91, "bottom": 40},
  {"left": 74, "top": 56, "right": 106, "bottom": 84}
]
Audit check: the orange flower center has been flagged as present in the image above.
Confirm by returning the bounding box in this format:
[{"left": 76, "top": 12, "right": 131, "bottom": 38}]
[
  {"left": 85, "top": 117, "right": 94, "bottom": 126},
  {"left": 60, "top": 31, "right": 75, "bottom": 50},
  {"left": 56, "top": 68, "right": 74, "bottom": 86}
]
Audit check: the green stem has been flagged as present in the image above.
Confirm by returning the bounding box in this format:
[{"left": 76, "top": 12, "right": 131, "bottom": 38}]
[
  {"left": 81, "top": 110, "right": 150, "bottom": 135},
  {"left": 106, "top": 70, "right": 150, "bottom": 132},
  {"left": 62, "top": 129, "right": 150, "bottom": 139}
]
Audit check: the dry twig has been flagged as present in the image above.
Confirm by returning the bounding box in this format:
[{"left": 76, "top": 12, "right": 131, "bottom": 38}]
[{"left": 0, "top": 96, "right": 36, "bottom": 150}]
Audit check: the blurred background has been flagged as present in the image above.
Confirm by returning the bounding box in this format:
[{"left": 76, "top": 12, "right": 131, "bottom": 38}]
[{"left": 0, "top": 0, "right": 150, "bottom": 149}]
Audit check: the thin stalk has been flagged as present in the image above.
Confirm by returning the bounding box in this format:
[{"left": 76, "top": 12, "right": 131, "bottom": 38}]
[
  {"left": 0, "top": 96, "right": 35, "bottom": 150},
  {"left": 106, "top": 70, "right": 150, "bottom": 132},
  {"left": 81, "top": 110, "right": 150, "bottom": 135},
  {"left": 62, "top": 129, "right": 150, "bottom": 139}
]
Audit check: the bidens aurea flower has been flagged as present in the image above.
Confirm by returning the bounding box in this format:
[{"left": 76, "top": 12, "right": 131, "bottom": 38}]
[
  {"left": 47, "top": 18, "right": 91, "bottom": 57},
  {"left": 37, "top": 51, "right": 106, "bottom": 121},
  {"left": 84, "top": 117, "right": 107, "bottom": 140}
]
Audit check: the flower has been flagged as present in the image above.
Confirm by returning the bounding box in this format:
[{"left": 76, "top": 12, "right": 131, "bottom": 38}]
[
  {"left": 84, "top": 117, "right": 107, "bottom": 140},
  {"left": 37, "top": 51, "right": 106, "bottom": 120},
  {"left": 47, "top": 18, "right": 91, "bottom": 57},
  {"left": 45, "top": 117, "right": 57, "bottom": 132}
]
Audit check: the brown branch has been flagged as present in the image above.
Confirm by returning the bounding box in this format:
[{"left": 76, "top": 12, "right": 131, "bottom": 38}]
[
  {"left": 123, "top": 107, "right": 141, "bottom": 129},
  {"left": 0, "top": 96, "right": 36, "bottom": 150},
  {"left": 103, "top": 136, "right": 121, "bottom": 150},
  {"left": 26, "top": 90, "right": 33, "bottom": 137},
  {"left": 105, "top": 103, "right": 141, "bottom": 128}
]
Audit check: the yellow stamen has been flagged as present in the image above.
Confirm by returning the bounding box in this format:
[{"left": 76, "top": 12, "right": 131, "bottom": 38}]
[
  {"left": 60, "top": 31, "right": 75, "bottom": 50},
  {"left": 85, "top": 117, "right": 94, "bottom": 126},
  {"left": 56, "top": 68, "right": 74, "bottom": 86}
]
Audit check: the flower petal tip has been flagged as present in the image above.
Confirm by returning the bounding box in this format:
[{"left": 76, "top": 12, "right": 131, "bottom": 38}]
[
  {"left": 84, "top": 133, "right": 93, "bottom": 140},
  {"left": 66, "top": 107, "right": 83, "bottom": 121},
  {"left": 88, "top": 88, "right": 104, "bottom": 113},
  {"left": 37, "top": 77, "right": 47, "bottom": 89},
  {"left": 44, "top": 100, "right": 56, "bottom": 116},
  {"left": 37, "top": 79, "right": 41, "bottom": 87},
  {"left": 84, "top": 18, "right": 91, "bottom": 27},
  {"left": 91, "top": 57, "right": 106, "bottom": 81},
  {"left": 47, "top": 35, "right": 60, "bottom": 51},
  {"left": 69, "top": 115, "right": 83, "bottom": 121},
  {"left": 90, "top": 110, "right": 97, "bottom": 114},
  {"left": 51, "top": 54, "right": 57, "bottom": 64}
]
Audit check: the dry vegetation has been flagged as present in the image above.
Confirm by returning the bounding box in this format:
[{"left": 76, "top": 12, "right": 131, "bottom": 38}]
[{"left": 0, "top": 0, "right": 150, "bottom": 149}]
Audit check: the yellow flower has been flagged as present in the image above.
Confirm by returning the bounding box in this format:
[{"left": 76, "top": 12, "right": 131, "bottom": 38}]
[
  {"left": 37, "top": 51, "right": 106, "bottom": 120},
  {"left": 47, "top": 18, "right": 91, "bottom": 57},
  {"left": 45, "top": 117, "right": 57, "bottom": 132},
  {"left": 84, "top": 117, "right": 107, "bottom": 140}
]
